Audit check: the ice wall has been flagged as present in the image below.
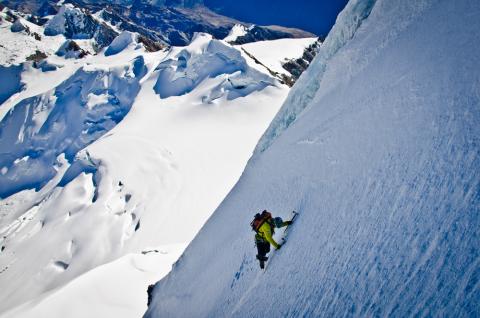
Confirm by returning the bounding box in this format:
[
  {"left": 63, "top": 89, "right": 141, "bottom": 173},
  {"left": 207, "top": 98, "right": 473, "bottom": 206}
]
[{"left": 254, "top": 0, "right": 376, "bottom": 154}]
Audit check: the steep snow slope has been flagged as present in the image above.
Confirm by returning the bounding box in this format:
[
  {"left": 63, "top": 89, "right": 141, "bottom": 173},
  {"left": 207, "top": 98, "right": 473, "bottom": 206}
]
[
  {"left": 0, "top": 30, "right": 303, "bottom": 316},
  {"left": 256, "top": 0, "right": 375, "bottom": 153},
  {"left": 145, "top": 0, "right": 480, "bottom": 317}
]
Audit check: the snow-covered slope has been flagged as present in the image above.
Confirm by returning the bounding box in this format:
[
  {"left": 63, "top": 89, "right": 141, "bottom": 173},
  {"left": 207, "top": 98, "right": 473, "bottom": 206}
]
[
  {"left": 223, "top": 24, "right": 247, "bottom": 43},
  {"left": 145, "top": 0, "right": 480, "bottom": 317},
  {"left": 0, "top": 12, "right": 66, "bottom": 66},
  {"left": 2, "top": 244, "right": 186, "bottom": 318},
  {"left": 0, "top": 28, "right": 312, "bottom": 316},
  {"left": 0, "top": 4, "right": 119, "bottom": 69},
  {"left": 236, "top": 37, "right": 318, "bottom": 77}
]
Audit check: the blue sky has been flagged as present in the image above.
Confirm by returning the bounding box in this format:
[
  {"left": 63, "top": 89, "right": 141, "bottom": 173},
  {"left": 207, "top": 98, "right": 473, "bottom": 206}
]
[{"left": 204, "top": 0, "right": 349, "bottom": 37}]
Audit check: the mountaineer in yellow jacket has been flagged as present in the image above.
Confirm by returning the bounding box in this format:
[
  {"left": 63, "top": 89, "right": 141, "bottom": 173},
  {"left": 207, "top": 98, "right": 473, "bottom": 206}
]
[{"left": 251, "top": 210, "right": 292, "bottom": 269}]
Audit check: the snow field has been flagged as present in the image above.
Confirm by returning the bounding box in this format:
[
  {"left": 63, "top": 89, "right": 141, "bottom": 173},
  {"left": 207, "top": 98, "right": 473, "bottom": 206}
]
[{"left": 1, "top": 244, "right": 186, "bottom": 318}]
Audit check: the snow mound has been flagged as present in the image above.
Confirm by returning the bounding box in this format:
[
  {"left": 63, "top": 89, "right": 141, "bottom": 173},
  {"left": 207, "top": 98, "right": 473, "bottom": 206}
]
[
  {"left": 105, "top": 31, "right": 139, "bottom": 56},
  {"left": 10, "top": 20, "right": 26, "bottom": 33},
  {"left": 145, "top": 0, "right": 480, "bottom": 317},
  {"left": 56, "top": 40, "right": 88, "bottom": 59},
  {"left": 201, "top": 69, "right": 274, "bottom": 104},
  {"left": 153, "top": 33, "right": 276, "bottom": 100},
  {"left": 0, "top": 57, "right": 145, "bottom": 198}
]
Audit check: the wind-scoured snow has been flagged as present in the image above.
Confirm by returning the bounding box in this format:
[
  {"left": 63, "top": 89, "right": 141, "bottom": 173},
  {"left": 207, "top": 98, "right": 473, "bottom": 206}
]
[{"left": 145, "top": 0, "right": 480, "bottom": 317}]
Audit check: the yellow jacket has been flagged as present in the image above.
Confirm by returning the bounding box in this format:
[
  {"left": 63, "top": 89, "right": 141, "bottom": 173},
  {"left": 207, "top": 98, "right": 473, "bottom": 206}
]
[{"left": 257, "top": 221, "right": 281, "bottom": 249}]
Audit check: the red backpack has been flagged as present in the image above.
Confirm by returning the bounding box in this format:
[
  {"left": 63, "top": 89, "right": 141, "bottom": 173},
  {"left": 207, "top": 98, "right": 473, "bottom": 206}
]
[{"left": 250, "top": 210, "right": 272, "bottom": 232}]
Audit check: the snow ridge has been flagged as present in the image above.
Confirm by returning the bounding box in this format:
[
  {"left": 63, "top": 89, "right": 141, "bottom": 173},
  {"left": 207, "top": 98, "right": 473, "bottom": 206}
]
[{"left": 105, "top": 31, "right": 139, "bottom": 56}]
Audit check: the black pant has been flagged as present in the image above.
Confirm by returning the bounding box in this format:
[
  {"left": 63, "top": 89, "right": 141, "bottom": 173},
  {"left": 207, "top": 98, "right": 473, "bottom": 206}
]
[{"left": 256, "top": 241, "right": 270, "bottom": 260}]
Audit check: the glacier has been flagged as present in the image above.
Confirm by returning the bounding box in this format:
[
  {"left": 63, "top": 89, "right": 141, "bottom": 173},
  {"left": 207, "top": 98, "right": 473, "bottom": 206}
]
[
  {"left": 0, "top": 60, "right": 144, "bottom": 198},
  {"left": 145, "top": 0, "right": 480, "bottom": 317},
  {"left": 0, "top": 12, "right": 316, "bottom": 315}
]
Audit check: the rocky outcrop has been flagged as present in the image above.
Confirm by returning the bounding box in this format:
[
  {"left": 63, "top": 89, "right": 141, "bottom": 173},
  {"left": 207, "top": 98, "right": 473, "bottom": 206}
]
[
  {"left": 44, "top": 4, "right": 118, "bottom": 51},
  {"left": 231, "top": 25, "right": 315, "bottom": 45},
  {"left": 138, "top": 35, "right": 165, "bottom": 52},
  {"left": 26, "top": 49, "right": 47, "bottom": 62},
  {"left": 281, "top": 39, "right": 321, "bottom": 84},
  {"left": 68, "top": 0, "right": 316, "bottom": 46},
  {"left": 4, "top": 0, "right": 316, "bottom": 48},
  {"left": 0, "top": 0, "right": 57, "bottom": 17}
]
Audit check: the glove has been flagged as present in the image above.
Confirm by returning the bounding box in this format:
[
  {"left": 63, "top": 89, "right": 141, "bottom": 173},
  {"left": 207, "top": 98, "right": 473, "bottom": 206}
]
[{"left": 276, "top": 243, "right": 282, "bottom": 250}]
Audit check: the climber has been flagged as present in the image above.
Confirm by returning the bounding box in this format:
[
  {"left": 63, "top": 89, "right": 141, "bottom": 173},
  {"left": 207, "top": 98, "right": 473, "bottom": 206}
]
[{"left": 250, "top": 210, "right": 292, "bottom": 269}]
